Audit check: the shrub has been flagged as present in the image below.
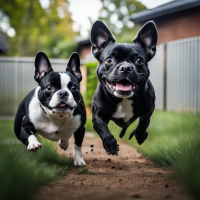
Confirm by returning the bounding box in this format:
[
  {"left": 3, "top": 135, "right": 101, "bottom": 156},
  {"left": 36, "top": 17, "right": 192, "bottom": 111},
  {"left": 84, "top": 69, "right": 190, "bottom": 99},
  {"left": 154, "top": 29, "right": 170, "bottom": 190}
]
[
  {"left": 56, "top": 40, "right": 79, "bottom": 59},
  {"left": 84, "top": 62, "right": 99, "bottom": 107}
]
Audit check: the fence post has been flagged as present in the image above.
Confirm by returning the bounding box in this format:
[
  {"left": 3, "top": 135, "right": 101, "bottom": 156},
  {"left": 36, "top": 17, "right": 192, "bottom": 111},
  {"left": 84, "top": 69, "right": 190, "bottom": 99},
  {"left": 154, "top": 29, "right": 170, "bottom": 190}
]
[
  {"left": 80, "top": 64, "right": 87, "bottom": 95},
  {"left": 163, "top": 43, "right": 167, "bottom": 110}
]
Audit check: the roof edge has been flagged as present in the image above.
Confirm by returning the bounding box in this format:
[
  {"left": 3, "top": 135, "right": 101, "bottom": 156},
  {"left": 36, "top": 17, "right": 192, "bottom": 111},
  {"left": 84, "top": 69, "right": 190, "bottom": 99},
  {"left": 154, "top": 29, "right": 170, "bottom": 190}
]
[{"left": 130, "top": 1, "right": 200, "bottom": 23}]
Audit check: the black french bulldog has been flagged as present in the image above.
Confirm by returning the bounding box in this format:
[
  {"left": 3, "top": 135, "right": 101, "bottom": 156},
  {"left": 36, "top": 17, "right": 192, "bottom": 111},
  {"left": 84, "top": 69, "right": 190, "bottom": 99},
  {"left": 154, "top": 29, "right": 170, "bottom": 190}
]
[
  {"left": 90, "top": 20, "right": 158, "bottom": 155},
  {"left": 14, "top": 52, "right": 86, "bottom": 166}
]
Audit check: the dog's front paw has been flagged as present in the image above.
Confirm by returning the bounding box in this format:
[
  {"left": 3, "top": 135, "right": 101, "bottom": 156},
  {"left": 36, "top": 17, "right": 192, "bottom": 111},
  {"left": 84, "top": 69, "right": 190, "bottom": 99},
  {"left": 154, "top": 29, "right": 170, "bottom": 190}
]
[
  {"left": 27, "top": 135, "right": 42, "bottom": 152},
  {"left": 59, "top": 139, "right": 69, "bottom": 151},
  {"left": 74, "top": 157, "right": 86, "bottom": 166},
  {"left": 129, "top": 129, "right": 148, "bottom": 145},
  {"left": 103, "top": 136, "right": 119, "bottom": 156},
  {"left": 73, "top": 144, "right": 86, "bottom": 166}
]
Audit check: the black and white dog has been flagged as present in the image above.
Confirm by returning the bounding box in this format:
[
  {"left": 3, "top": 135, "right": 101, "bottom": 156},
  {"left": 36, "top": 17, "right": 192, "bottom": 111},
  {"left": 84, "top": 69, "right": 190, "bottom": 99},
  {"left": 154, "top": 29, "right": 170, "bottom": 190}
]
[
  {"left": 90, "top": 21, "right": 158, "bottom": 155},
  {"left": 14, "top": 52, "right": 86, "bottom": 166}
]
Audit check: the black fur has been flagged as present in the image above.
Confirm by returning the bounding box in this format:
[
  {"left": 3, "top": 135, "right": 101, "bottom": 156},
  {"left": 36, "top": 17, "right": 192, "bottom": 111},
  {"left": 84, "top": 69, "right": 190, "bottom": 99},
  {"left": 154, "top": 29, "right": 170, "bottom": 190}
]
[{"left": 90, "top": 21, "right": 158, "bottom": 155}]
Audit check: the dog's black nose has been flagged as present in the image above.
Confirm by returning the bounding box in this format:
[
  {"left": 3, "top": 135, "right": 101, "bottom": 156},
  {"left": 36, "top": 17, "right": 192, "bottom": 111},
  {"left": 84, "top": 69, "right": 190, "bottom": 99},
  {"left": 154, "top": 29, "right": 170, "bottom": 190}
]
[
  {"left": 57, "top": 90, "right": 69, "bottom": 98},
  {"left": 118, "top": 65, "right": 133, "bottom": 74}
]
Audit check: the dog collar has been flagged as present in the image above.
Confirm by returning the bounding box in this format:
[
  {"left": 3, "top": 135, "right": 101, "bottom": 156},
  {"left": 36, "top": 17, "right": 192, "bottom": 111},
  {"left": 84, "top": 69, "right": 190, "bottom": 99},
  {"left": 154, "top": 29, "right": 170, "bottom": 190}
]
[{"left": 40, "top": 103, "right": 47, "bottom": 115}]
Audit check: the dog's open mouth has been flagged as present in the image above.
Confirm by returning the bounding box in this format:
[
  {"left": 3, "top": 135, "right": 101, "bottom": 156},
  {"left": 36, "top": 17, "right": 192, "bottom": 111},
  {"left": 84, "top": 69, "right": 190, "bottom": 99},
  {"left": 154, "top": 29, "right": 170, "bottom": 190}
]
[
  {"left": 105, "top": 79, "right": 138, "bottom": 94},
  {"left": 55, "top": 102, "right": 73, "bottom": 110}
]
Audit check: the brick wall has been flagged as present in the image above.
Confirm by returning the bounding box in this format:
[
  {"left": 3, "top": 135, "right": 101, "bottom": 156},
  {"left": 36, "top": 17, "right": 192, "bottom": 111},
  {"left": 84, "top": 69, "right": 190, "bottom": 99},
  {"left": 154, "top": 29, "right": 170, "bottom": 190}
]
[{"left": 153, "top": 6, "right": 200, "bottom": 45}]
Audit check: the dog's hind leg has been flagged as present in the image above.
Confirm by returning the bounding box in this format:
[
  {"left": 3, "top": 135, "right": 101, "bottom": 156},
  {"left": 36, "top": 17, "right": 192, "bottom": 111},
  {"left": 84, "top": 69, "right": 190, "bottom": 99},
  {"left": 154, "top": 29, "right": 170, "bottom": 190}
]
[
  {"left": 119, "top": 127, "right": 128, "bottom": 138},
  {"left": 129, "top": 106, "right": 155, "bottom": 144},
  {"left": 74, "top": 126, "right": 85, "bottom": 147},
  {"left": 73, "top": 126, "right": 86, "bottom": 166}
]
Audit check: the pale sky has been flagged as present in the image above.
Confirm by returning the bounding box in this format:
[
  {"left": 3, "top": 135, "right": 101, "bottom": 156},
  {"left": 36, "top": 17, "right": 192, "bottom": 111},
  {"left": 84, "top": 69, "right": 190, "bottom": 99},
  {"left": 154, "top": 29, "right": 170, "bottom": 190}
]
[{"left": 68, "top": 0, "right": 173, "bottom": 38}]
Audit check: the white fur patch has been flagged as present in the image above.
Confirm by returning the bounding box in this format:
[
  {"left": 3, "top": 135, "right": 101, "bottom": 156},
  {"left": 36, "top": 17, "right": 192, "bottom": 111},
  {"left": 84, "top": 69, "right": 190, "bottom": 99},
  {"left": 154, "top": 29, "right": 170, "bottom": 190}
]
[
  {"left": 29, "top": 87, "right": 81, "bottom": 141},
  {"left": 73, "top": 144, "right": 86, "bottom": 166},
  {"left": 29, "top": 86, "right": 44, "bottom": 124},
  {"left": 113, "top": 91, "right": 133, "bottom": 98},
  {"left": 60, "top": 72, "right": 70, "bottom": 89},
  {"left": 112, "top": 98, "right": 133, "bottom": 122},
  {"left": 27, "top": 135, "right": 42, "bottom": 151}
]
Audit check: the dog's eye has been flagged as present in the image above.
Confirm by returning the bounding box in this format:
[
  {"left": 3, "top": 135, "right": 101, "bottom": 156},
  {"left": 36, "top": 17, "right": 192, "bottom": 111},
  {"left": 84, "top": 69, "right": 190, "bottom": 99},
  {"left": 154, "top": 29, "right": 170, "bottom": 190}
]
[
  {"left": 106, "top": 57, "right": 114, "bottom": 64},
  {"left": 92, "top": 46, "right": 97, "bottom": 50},
  {"left": 135, "top": 58, "right": 143, "bottom": 65},
  {"left": 46, "top": 85, "right": 53, "bottom": 92},
  {"left": 102, "top": 42, "right": 107, "bottom": 48},
  {"left": 71, "top": 85, "right": 78, "bottom": 92}
]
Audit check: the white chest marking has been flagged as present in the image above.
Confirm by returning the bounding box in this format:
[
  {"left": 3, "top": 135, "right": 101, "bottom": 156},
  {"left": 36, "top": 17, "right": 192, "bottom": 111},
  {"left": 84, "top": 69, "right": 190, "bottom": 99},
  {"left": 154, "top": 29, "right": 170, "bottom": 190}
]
[
  {"left": 112, "top": 98, "right": 133, "bottom": 122},
  {"left": 29, "top": 86, "right": 81, "bottom": 141}
]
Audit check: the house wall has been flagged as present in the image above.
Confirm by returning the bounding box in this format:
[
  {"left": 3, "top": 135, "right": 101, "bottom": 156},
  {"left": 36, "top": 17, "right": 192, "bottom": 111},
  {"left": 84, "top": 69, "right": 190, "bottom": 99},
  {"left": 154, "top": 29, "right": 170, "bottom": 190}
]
[
  {"left": 80, "top": 46, "right": 91, "bottom": 60},
  {"left": 154, "top": 6, "right": 200, "bottom": 45}
]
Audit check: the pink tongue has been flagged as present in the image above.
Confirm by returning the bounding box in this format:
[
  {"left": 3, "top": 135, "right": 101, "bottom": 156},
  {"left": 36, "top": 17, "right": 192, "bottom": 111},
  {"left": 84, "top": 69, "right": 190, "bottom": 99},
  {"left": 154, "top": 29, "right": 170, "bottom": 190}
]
[
  {"left": 116, "top": 82, "right": 132, "bottom": 91},
  {"left": 59, "top": 103, "right": 66, "bottom": 107}
]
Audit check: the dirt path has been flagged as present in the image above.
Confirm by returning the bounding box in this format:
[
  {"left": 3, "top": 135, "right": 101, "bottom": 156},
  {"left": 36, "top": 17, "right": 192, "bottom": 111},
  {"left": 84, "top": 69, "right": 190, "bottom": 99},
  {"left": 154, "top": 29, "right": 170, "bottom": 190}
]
[{"left": 35, "top": 133, "right": 191, "bottom": 200}]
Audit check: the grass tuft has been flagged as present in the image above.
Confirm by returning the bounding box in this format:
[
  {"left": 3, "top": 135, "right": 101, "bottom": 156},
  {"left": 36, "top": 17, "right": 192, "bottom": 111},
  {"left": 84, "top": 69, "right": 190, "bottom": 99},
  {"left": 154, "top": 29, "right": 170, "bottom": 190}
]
[{"left": 77, "top": 166, "right": 92, "bottom": 175}]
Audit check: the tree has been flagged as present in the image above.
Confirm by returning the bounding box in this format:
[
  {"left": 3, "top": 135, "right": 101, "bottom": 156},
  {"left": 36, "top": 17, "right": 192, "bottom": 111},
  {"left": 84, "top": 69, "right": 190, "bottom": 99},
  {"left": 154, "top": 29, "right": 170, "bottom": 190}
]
[
  {"left": 99, "top": 0, "right": 146, "bottom": 42},
  {"left": 0, "top": 0, "right": 75, "bottom": 57}
]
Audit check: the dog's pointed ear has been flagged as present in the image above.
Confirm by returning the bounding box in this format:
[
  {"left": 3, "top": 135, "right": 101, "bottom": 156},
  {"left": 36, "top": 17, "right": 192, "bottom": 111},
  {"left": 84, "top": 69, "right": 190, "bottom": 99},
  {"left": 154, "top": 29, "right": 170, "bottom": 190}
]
[
  {"left": 90, "top": 20, "right": 116, "bottom": 60},
  {"left": 66, "top": 52, "right": 82, "bottom": 82},
  {"left": 34, "top": 52, "right": 53, "bottom": 83},
  {"left": 133, "top": 21, "right": 158, "bottom": 61}
]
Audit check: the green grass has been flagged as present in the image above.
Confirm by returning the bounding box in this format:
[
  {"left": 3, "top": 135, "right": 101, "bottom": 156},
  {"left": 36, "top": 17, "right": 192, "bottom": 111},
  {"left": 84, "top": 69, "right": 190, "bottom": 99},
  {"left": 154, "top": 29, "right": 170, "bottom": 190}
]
[
  {"left": 106, "top": 111, "right": 200, "bottom": 200},
  {"left": 0, "top": 120, "right": 73, "bottom": 200},
  {"left": 85, "top": 116, "right": 95, "bottom": 133},
  {"left": 77, "top": 166, "right": 92, "bottom": 175}
]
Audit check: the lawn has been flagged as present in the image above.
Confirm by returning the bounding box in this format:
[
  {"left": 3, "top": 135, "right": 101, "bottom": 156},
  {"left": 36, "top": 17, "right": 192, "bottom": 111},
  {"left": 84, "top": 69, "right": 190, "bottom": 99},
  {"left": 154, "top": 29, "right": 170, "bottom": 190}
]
[
  {"left": 1, "top": 111, "right": 200, "bottom": 200},
  {"left": 87, "top": 110, "right": 200, "bottom": 200},
  {"left": 0, "top": 120, "right": 73, "bottom": 200}
]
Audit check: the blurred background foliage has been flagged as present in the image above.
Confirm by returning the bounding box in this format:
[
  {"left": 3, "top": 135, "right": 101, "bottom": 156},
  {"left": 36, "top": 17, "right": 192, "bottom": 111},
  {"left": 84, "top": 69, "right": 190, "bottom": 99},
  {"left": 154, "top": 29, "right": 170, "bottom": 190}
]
[
  {"left": 56, "top": 40, "right": 79, "bottom": 58},
  {"left": 0, "top": 0, "right": 76, "bottom": 57},
  {"left": 84, "top": 62, "right": 99, "bottom": 107},
  {"left": 99, "top": 0, "right": 146, "bottom": 42},
  {"left": 0, "top": 0, "right": 146, "bottom": 58}
]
